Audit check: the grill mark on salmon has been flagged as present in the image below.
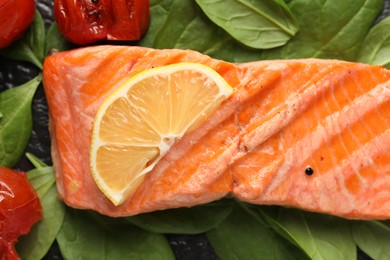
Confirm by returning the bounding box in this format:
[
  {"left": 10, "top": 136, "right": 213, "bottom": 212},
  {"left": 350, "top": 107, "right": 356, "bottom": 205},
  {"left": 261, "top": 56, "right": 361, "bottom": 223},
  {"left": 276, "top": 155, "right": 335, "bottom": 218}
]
[
  {"left": 266, "top": 80, "right": 388, "bottom": 203},
  {"left": 233, "top": 74, "right": 390, "bottom": 218},
  {"left": 42, "top": 46, "right": 390, "bottom": 219}
]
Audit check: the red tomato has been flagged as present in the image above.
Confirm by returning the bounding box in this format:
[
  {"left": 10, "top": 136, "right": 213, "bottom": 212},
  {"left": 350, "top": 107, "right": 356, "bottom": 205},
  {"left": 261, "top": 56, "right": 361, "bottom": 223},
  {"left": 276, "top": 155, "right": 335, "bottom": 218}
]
[
  {"left": 0, "top": 167, "right": 42, "bottom": 259},
  {"left": 0, "top": 0, "right": 36, "bottom": 48},
  {"left": 54, "top": 0, "right": 150, "bottom": 45}
]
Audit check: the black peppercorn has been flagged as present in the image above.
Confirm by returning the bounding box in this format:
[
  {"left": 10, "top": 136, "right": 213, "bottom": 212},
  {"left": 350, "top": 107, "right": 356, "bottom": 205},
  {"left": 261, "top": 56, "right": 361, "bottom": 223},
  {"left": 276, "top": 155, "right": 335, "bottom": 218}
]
[{"left": 305, "top": 167, "right": 314, "bottom": 176}]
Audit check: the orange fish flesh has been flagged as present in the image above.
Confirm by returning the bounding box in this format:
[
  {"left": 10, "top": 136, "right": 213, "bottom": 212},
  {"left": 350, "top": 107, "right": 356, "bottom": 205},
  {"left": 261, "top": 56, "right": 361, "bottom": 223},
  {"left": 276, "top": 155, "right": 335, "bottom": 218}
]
[{"left": 42, "top": 46, "right": 390, "bottom": 220}]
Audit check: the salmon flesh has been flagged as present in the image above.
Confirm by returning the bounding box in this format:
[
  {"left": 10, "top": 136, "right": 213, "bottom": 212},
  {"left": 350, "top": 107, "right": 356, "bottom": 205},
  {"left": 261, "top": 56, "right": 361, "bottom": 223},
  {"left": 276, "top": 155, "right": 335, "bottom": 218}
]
[{"left": 42, "top": 46, "right": 390, "bottom": 220}]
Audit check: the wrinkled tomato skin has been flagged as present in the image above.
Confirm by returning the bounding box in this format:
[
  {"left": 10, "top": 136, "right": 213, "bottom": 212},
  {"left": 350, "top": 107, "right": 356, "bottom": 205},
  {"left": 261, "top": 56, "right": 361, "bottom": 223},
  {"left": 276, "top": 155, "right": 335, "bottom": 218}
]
[
  {"left": 0, "top": 0, "right": 36, "bottom": 48},
  {"left": 54, "top": 0, "right": 150, "bottom": 45},
  {"left": 0, "top": 167, "right": 42, "bottom": 259}
]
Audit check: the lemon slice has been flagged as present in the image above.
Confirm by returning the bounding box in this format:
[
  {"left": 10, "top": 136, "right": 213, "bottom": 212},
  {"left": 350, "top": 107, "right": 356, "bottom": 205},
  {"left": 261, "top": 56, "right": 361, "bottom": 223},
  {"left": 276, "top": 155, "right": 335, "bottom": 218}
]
[{"left": 90, "top": 62, "right": 234, "bottom": 205}]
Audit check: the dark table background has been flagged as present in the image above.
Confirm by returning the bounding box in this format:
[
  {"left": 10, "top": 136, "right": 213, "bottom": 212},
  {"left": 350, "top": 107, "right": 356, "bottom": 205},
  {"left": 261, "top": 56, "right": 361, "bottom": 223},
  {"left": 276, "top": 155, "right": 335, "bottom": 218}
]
[{"left": 1, "top": 0, "right": 389, "bottom": 259}]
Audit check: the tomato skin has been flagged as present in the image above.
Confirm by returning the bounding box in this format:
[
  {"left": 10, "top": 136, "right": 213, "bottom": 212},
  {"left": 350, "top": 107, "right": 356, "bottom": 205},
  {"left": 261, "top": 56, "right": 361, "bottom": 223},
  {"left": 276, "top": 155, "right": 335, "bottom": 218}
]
[
  {"left": 0, "top": 167, "right": 42, "bottom": 259},
  {"left": 0, "top": 0, "right": 36, "bottom": 48},
  {"left": 54, "top": 0, "right": 150, "bottom": 45}
]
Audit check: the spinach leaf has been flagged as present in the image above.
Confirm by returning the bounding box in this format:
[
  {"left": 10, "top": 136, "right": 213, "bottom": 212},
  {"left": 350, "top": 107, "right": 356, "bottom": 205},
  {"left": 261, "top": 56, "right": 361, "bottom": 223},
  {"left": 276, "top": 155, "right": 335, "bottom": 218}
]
[
  {"left": 382, "top": 220, "right": 390, "bottom": 228},
  {"left": 207, "top": 202, "right": 306, "bottom": 260},
  {"left": 138, "top": 0, "right": 174, "bottom": 47},
  {"left": 0, "top": 10, "right": 46, "bottom": 69},
  {"left": 175, "top": 15, "right": 262, "bottom": 62},
  {"left": 140, "top": 0, "right": 384, "bottom": 62},
  {"left": 126, "top": 199, "right": 233, "bottom": 234},
  {"left": 16, "top": 168, "right": 66, "bottom": 259},
  {"left": 195, "top": 0, "right": 299, "bottom": 49},
  {"left": 143, "top": 0, "right": 261, "bottom": 62},
  {"left": 26, "top": 152, "right": 48, "bottom": 168},
  {"left": 0, "top": 75, "right": 41, "bottom": 167},
  {"left": 357, "top": 16, "right": 390, "bottom": 68},
  {"left": 261, "top": 0, "right": 384, "bottom": 61},
  {"left": 57, "top": 208, "right": 175, "bottom": 259},
  {"left": 46, "top": 22, "right": 73, "bottom": 54},
  {"left": 258, "top": 207, "right": 357, "bottom": 260},
  {"left": 152, "top": 0, "right": 203, "bottom": 49},
  {"left": 352, "top": 221, "right": 390, "bottom": 259}
]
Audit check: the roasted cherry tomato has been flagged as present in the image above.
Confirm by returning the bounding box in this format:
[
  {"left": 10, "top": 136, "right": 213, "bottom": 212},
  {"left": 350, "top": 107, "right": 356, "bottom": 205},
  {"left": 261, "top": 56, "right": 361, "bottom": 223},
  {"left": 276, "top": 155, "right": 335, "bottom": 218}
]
[
  {"left": 0, "top": 167, "right": 42, "bottom": 259},
  {"left": 0, "top": 0, "right": 35, "bottom": 48},
  {"left": 54, "top": 0, "right": 150, "bottom": 45}
]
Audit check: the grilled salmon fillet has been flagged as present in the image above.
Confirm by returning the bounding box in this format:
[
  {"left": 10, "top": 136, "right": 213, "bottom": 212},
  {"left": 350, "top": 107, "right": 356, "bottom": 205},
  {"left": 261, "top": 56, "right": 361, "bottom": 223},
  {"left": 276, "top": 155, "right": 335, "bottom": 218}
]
[{"left": 42, "top": 46, "right": 390, "bottom": 219}]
